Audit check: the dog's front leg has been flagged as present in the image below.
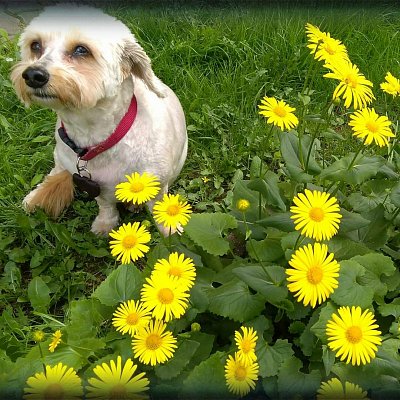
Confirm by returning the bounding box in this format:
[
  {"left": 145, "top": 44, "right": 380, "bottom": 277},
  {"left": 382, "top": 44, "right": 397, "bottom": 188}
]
[
  {"left": 23, "top": 165, "right": 74, "bottom": 218},
  {"left": 91, "top": 193, "right": 120, "bottom": 236}
]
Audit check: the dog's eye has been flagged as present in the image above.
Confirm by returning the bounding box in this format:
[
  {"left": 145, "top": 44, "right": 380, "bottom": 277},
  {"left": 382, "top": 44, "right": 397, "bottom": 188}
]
[
  {"left": 72, "top": 45, "right": 89, "bottom": 56},
  {"left": 30, "top": 41, "right": 42, "bottom": 52}
]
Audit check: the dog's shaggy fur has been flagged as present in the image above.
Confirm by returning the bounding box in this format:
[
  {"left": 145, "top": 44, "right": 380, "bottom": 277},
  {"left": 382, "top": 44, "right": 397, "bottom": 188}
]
[{"left": 11, "top": 4, "right": 187, "bottom": 235}]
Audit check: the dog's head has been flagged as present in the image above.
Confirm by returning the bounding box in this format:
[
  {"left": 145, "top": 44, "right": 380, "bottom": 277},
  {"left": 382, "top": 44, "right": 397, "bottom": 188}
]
[{"left": 11, "top": 4, "right": 164, "bottom": 110}]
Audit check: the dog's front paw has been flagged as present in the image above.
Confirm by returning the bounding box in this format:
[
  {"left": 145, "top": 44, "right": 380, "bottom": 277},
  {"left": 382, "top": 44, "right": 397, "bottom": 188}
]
[
  {"left": 91, "top": 215, "right": 119, "bottom": 236},
  {"left": 22, "top": 189, "right": 39, "bottom": 213}
]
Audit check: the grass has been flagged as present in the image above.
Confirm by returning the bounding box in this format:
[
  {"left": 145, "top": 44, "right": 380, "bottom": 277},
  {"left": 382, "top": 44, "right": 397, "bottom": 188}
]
[{"left": 1, "top": 1, "right": 400, "bottom": 330}]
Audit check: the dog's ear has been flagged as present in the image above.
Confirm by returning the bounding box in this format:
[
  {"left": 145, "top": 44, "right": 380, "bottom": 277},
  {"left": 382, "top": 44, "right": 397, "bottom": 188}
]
[{"left": 121, "top": 39, "right": 166, "bottom": 98}]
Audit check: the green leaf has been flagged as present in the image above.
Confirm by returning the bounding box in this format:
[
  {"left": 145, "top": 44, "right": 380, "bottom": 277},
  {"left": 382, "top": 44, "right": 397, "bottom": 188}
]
[
  {"left": 27, "top": 277, "right": 50, "bottom": 312},
  {"left": 330, "top": 260, "right": 374, "bottom": 308},
  {"left": 378, "top": 298, "right": 400, "bottom": 318},
  {"left": 247, "top": 171, "right": 286, "bottom": 211},
  {"left": 328, "top": 237, "right": 371, "bottom": 260},
  {"left": 258, "top": 212, "right": 295, "bottom": 232},
  {"left": 155, "top": 339, "right": 200, "bottom": 380},
  {"left": 184, "top": 212, "right": 237, "bottom": 256},
  {"left": 320, "top": 153, "right": 383, "bottom": 184},
  {"left": 92, "top": 264, "right": 144, "bottom": 307},
  {"left": 231, "top": 179, "right": 261, "bottom": 222},
  {"left": 310, "top": 301, "right": 337, "bottom": 342},
  {"left": 338, "top": 209, "right": 370, "bottom": 233},
  {"left": 257, "top": 339, "right": 294, "bottom": 378},
  {"left": 187, "top": 332, "right": 215, "bottom": 368},
  {"left": 232, "top": 265, "right": 287, "bottom": 304},
  {"left": 182, "top": 352, "right": 229, "bottom": 397},
  {"left": 277, "top": 357, "right": 321, "bottom": 397},
  {"left": 390, "top": 181, "right": 400, "bottom": 207},
  {"left": 207, "top": 280, "right": 266, "bottom": 322},
  {"left": 246, "top": 238, "right": 284, "bottom": 262},
  {"left": 358, "top": 205, "right": 390, "bottom": 249},
  {"left": 299, "top": 309, "right": 320, "bottom": 356},
  {"left": 322, "top": 345, "right": 336, "bottom": 376}
]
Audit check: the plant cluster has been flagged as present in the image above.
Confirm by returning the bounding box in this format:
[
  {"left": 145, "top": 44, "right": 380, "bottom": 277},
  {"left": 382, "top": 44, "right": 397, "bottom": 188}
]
[{"left": 1, "top": 19, "right": 400, "bottom": 400}]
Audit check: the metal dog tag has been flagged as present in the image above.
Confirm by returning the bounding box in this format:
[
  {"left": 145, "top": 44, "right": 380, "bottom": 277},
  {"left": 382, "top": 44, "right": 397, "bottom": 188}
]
[{"left": 73, "top": 173, "right": 101, "bottom": 199}]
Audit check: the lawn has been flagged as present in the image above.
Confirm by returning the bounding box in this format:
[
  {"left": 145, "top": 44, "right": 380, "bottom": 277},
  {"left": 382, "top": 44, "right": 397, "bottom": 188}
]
[{"left": 0, "top": 1, "right": 399, "bottom": 399}]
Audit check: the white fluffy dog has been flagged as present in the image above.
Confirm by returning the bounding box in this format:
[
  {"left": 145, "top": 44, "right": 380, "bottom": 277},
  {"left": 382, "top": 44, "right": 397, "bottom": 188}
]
[{"left": 11, "top": 4, "right": 187, "bottom": 235}]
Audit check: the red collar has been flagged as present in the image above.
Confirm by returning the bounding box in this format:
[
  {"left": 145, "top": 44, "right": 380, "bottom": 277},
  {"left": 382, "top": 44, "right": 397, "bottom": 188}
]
[{"left": 58, "top": 95, "right": 138, "bottom": 161}]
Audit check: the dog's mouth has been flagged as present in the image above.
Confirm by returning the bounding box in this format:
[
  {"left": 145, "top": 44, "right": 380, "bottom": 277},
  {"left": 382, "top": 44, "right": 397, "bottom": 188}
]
[{"left": 32, "top": 91, "right": 58, "bottom": 100}]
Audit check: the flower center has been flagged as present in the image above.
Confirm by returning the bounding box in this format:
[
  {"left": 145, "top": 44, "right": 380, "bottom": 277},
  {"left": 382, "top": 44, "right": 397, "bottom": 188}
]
[
  {"left": 345, "top": 73, "right": 358, "bottom": 88},
  {"left": 44, "top": 383, "right": 64, "bottom": 400},
  {"left": 366, "top": 120, "right": 379, "bottom": 133},
  {"left": 146, "top": 333, "right": 162, "bottom": 350},
  {"left": 130, "top": 182, "right": 144, "bottom": 193},
  {"left": 346, "top": 326, "right": 363, "bottom": 344},
  {"left": 241, "top": 339, "right": 252, "bottom": 353},
  {"left": 166, "top": 204, "right": 180, "bottom": 216},
  {"left": 168, "top": 266, "right": 182, "bottom": 278},
  {"left": 273, "top": 106, "right": 287, "bottom": 118},
  {"left": 122, "top": 235, "right": 137, "bottom": 249},
  {"left": 309, "top": 207, "right": 324, "bottom": 222},
  {"left": 307, "top": 266, "right": 324, "bottom": 284},
  {"left": 109, "top": 383, "right": 128, "bottom": 399},
  {"left": 126, "top": 312, "right": 139, "bottom": 325},
  {"left": 234, "top": 366, "right": 247, "bottom": 381},
  {"left": 158, "top": 288, "right": 174, "bottom": 304}
]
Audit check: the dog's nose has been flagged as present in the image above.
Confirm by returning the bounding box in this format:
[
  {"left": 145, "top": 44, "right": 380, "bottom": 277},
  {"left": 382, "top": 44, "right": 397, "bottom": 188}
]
[{"left": 22, "top": 67, "right": 49, "bottom": 88}]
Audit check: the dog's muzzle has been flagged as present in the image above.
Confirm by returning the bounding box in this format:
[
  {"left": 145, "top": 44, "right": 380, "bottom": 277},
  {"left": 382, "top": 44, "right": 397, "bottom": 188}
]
[{"left": 22, "top": 67, "right": 49, "bottom": 89}]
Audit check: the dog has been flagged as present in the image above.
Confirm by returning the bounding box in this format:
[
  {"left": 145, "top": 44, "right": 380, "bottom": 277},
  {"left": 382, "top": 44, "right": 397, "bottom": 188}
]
[{"left": 11, "top": 4, "right": 187, "bottom": 235}]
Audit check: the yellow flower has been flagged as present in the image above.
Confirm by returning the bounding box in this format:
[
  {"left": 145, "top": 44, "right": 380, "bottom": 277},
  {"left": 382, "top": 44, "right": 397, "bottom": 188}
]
[
  {"left": 324, "top": 59, "right": 375, "bottom": 109},
  {"left": 349, "top": 107, "right": 395, "bottom": 147},
  {"left": 317, "top": 377, "right": 369, "bottom": 400},
  {"left": 32, "top": 330, "right": 45, "bottom": 343},
  {"left": 380, "top": 71, "right": 400, "bottom": 97},
  {"left": 112, "top": 300, "right": 152, "bottom": 337},
  {"left": 132, "top": 319, "right": 177, "bottom": 366},
  {"left": 24, "top": 362, "right": 83, "bottom": 400},
  {"left": 86, "top": 356, "right": 149, "bottom": 399},
  {"left": 225, "top": 353, "right": 259, "bottom": 397},
  {"left": 141, "top": 274, "right": 190, "bottom": 322},
  {"left": 152, "top": 193, "right": 192, "bottom": 231},
  {"left": 286, "top": 243, "right": 340, "bottom": 308},
  {"left": 258, "top": 97, "right": 299, "bottom": 131},
  {"left": 326, "top": 306, "right": 382, "bottom": 366},
  {"left": 305, "top": 22, "right": 326, "bottom": 44},
  {"left": 236, "top": 199, "right": 250, "bottom": 212},
  {"left": 308, "top": 33, "right": 348, "bottom": 63},
  {"left": 153, "top": 252, "right": 196, "bottom": 289},
  {"left": 115, "top": 171, "right": 160, "bottom": 205},
  {"left": 48, "top": 330, "right": 62, "bottom": 353},
  {"left": 109, "top": 222, "right": 151, "bottom": 264},
  {"left": 234, "top": 326, "right": 258, "bottom": 366},
  {"left": 290, "top": 189, "right": 342, "bottom": 242}
]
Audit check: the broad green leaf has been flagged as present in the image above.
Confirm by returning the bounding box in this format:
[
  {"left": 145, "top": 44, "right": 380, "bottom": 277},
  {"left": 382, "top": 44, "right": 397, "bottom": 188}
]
[
  {"left": 310, "top": 301, "right": 337, "bottom": 342},
  {"left": 207, "top": 280, "right": 266, "bottom": 322},
  {"left": 155, "top": 339, "right": 200, "bottom": 380},
  {"left": 182, "top": 352, "right": 228, "bottom": 398},
  {"left": 277, "top": 357, "right": 321, "bottom": 397},
  {"left": 262, "top": 376, "right": 279, "bottom": 399},
  {"left": 328, "top": 237, "right": 371, "bottom": 260},
  {"left": 390, "top": 181, "right": 400, "bottom": 207},
  {"left": 232, "top": 265, "right": 287, "bottom": 304},
  {"left": 2, "top": 262, "right": 21, "bottom": 291},
  {"left": 338, "top": 209, "right": 370, "bottom": 233},
  {"left": 258, "top": 212, "right": 295, "bottom": 232},
  {"left": 189, "top": 267, "right": 215, "bottom": 312},
  {"left": 320, "top": 153, "right": 383, "bottom": 184},
  {"left": 27, "top": 277, "right": 50, "bottom": 312},
  {"left": 231, "top": 179, "right": 263, "bottom": 222},
  {"left": 92, "top": 264, "right": 144, "bottom": 306},
  {"left": 330, "top": 260, "right": 374, "bottom": 308},
  {"left": 187, "top": 332, "right": 215, "bottom": 368},
  {"left": 358, "top": 205, "right": 390, "bottom": 249},
  {"left": 246, "top": 238, "right": 284, "bottom": 262},
  {"left": 351, "top": 253, "right": 395, "bottom": 304},
  {"left": 322, "top": 345, "right": 336, "bottom": 376},
  {"left": 247, "top": 171, "right": 286, "bottom": 211},
  {"left": 299, "top": 309, "right": 320, "bottom": 356},
  {"left": 379, "top": 298, "right": 400, "bottom": 318},
  {"left": 184, "top": 213, "right": 237, "bottom": 256},
  {"left": 257, "top": 339, "right": 294, "bottom": 378}
]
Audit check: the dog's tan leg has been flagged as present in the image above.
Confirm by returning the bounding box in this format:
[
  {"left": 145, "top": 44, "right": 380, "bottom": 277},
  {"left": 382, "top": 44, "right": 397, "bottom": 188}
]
[
  {"left": 91, "top": 195, "right": 120, "bottom": 236},
  {"left": 23, "top": 169, "right": 74, "bottom": 218}
]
